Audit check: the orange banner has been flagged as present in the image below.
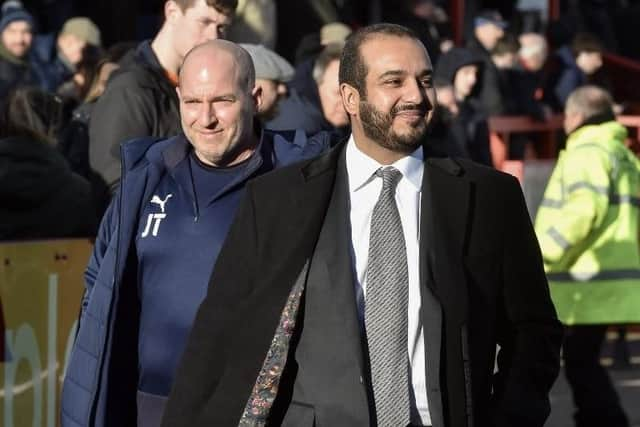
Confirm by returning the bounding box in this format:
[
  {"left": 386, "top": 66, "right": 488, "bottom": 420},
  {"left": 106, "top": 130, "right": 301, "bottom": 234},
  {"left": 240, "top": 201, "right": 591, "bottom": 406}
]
[{"left": 0, "top": 239, "right": 92, "bottom": 427}]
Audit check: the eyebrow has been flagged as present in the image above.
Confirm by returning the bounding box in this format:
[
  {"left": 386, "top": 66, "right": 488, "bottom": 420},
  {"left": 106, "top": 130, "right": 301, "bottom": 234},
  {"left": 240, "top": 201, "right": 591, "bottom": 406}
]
[
  {"left": 378, "top": 70, "right": 406, "bottom": 80},
  {"left": 378, "top": 69, "right": 433, "bottom": 80},
  {"left": 181, "top": 94, "right": 236, "bottom": 102},
  {"left": 212, "top": 94, "right": 236, "bottom": 102}
]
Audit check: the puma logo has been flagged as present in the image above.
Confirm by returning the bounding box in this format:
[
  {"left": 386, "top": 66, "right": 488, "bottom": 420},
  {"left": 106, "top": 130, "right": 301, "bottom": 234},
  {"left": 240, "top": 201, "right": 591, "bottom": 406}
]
[
  {"left": 141, "top": 194, "right": 173, "bottom": 238},
  {"left": 150, "top": 194, "right": 173, "bottom": 213}
]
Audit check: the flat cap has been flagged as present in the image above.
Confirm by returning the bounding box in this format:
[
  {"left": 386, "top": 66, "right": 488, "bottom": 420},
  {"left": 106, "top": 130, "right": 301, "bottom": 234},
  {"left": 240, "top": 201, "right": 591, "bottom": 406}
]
[
  {"left": 320, "top": 22, "right": 351, "bottom": 46},
  {"left": 240, "top": 43, "right": 294, "bottom": 82},
  {"left": 61, "top": 17, "right": 101, "bottom": 47}
]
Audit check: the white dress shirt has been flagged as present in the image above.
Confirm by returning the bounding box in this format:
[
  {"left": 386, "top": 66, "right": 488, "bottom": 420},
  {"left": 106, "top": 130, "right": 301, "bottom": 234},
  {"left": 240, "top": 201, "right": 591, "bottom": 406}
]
[{"left": 345, "top": 136, "right": 431, "bottom": 426}]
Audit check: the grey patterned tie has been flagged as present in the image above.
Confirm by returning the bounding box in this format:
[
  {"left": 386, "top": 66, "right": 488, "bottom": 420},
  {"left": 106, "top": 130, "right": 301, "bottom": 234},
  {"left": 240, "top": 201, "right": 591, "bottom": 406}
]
[{"left": 365, "top": 166, "right": 411, "bottom": 427}]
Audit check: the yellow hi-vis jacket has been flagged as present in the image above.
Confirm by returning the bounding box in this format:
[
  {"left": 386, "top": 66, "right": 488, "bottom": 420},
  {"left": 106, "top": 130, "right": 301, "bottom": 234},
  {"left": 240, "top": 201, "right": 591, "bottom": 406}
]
[{"left": 534, "top": 121, "right": 640, "bottom": 325}]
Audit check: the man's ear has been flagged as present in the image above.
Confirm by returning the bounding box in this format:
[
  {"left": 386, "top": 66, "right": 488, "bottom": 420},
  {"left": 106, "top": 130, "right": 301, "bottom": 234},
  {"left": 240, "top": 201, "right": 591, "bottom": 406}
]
[
  {"left": 176, "top": 86, "right": 181, "bottom": 101},
  {"left": 252, "top": 85, "right": 263, "bottom": 112},
  {"left": 165, "top": 0, "right": 182, "bottom": 24},
  {"left": 340, "top": 82, "right": 360, "bottom": 116}
]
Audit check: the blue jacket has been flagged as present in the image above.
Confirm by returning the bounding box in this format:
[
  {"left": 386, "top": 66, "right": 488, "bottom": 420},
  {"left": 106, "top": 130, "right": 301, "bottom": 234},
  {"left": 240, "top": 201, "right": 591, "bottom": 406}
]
[
  {"left": 549, "top": 46, "right": 586, "bottom": 110},
  {"left": 30, "top": 34, "right": 74, "bottom": 92},
  {"left": 60, "top": 129, "right": 330, "bottom": 427}
]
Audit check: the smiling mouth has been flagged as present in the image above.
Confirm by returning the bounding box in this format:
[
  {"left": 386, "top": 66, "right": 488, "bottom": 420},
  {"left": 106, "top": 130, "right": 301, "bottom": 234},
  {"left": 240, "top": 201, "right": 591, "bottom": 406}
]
[
  {"left": 394, "top": 111, "right": 426, "bottom": 120},
  {"left": 197, "top": 129, "right": 223, "bottom": 136}
]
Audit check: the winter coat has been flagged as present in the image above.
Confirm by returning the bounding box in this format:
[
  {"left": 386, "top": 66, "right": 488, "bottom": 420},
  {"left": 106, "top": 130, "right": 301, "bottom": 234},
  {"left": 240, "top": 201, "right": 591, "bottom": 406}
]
[
  {"left": 29, "top": 33, "right": 74, "bottom": 93},
  {"left": 0, "top": 135, "right": 97, "bottom": 240},
  {"left": 0, "top": 42, "right": 38, "bottom": 98},
  {"left": 88, "top": 40, "right": 181, "bottom": 191},
  {"left": 467, "top": 37, "right": 505, "bottom": 116},
  {"left": 60, "top": 128, "right": 331, "bottom": 427},
  {"left": 546, "top": 46, "right": 586, "bottom": 111},
  {"left": 535, "top": 120, "right": 640, "bottom": 324},
  {"left": 59, "top": 101, "right": 112, "bottom": 219}
]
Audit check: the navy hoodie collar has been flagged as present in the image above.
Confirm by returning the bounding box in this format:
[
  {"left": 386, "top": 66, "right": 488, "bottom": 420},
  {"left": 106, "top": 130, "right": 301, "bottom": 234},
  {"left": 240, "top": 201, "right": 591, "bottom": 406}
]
[{"left": 160, "top": 125, "right": 270, "bottom": 215}]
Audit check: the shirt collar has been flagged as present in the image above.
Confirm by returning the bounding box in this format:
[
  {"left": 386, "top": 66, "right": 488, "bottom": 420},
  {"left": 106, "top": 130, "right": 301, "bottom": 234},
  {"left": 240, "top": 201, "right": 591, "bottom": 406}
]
[{"left": 345, "top": 134, "right": 424, "bottom": 193}]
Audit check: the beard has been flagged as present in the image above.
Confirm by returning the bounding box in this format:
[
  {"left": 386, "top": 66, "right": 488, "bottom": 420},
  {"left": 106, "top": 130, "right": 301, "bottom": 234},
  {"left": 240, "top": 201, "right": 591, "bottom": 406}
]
[{"left": 359, "top": 99, "right": 430, "bottom": 154}]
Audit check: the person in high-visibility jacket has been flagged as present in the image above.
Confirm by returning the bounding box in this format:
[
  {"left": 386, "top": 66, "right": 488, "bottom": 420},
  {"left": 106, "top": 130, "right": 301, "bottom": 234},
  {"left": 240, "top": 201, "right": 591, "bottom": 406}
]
[{"left": 535, "top": 85, "right": 640, "bottom": 427}]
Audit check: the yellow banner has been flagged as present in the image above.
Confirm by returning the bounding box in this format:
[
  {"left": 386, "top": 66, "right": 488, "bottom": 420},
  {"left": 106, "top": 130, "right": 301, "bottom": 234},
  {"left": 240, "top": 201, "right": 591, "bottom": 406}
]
[{"left": 0, "top": 239, "right": 92, "bottom": 427}]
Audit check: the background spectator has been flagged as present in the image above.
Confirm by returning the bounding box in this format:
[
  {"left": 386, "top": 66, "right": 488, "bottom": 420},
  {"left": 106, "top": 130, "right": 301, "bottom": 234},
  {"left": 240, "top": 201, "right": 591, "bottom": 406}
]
[
  {"left": 0, "top": 86, "right": 97, "bottom": 240},
  {"left": 516, "top": 32, "right": 552, "bottom": 120},
  {"left": 60, "top": 41, "right": 134, "bottom": 178},
  {"left": 293, "top": 21, "right": 351, "bottom": 67},
  {"left": 0, "top": 0, "right": 37, "bottom": 97},
  {"left": 535, "top": 85, "right": 638, "bottom": 427},
  {"left": 30, "top": 16, "right": 102, "bottom": 94},
  {"left": 519, "top": 31, "right": 548, "bottom": 72},
  {"left": 267, "top": 42, "right": 348, "bottom": 137},
  {"left": 432, "top": 47, "right": 492, "bottom": 165},
  {"left": 491, "top": 33, "right": 521, "bottom": 115},
  {"left": 88, "top": 0, "right": 237, "bottom": 193},
  {"left": 58, "top": 42, "right": 136, "bottom": 219},
  {"left": 240, "top": 43, "right": 293, "bottom": 122},
  {"left": 467, "top": 9, "right": 507, "bottom": 116},
  {"left": 546, "top": 32, "right": 607, "bottom": 111}
]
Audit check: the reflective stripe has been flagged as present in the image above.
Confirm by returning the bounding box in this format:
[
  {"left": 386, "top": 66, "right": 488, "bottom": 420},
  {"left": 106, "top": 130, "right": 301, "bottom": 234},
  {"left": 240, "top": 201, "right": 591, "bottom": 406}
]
[
  {"left": 547, "top": 227, "right": 570, "bottom": 250},
  {"left": 610, "top": 194, "right": 640, "bottom": 207},
  {"left": 546, "top": 180, "right": 640, "bottom": 208},
  {"left": 540, "top": 198, "right": 563, "bottom": 209},
  {"left": 566, "top": 182, "right": 609, "bottom": 195},
  {"left": 548, "top": 269, "right": 640, "bottom": 282}
]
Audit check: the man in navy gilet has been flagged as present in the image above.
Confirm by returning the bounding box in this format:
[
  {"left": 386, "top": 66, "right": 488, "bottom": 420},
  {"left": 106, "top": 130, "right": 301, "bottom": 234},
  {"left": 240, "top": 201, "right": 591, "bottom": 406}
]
[{"left": 60, "top": 40, "right": 330, "bottom": 427}]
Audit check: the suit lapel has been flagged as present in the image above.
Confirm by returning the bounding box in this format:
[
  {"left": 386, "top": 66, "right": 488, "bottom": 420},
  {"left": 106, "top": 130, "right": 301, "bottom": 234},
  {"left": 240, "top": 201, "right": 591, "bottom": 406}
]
[
  {"left": 312, "top": 149, "right": 365, "bottom": 376},
  {"left": 421, "top": 156, "right": 470, "bottom": 324},
  {"left": 230, "top": 144, "right": 345, "bottom": 424}
]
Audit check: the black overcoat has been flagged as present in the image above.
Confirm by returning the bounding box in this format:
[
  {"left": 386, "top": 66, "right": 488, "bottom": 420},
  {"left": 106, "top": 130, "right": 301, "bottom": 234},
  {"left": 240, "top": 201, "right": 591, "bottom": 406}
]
[{"left": 162, "top": 142, "right": 563, "bottom": 427}]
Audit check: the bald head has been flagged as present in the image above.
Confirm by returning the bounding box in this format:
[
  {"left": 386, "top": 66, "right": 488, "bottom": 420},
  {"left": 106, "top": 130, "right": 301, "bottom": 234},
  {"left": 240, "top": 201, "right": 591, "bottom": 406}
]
[
  {"left": 564, "top": 85, "right": 615, "bottom": 134},
  {"left": 179, "top": 40, "right": 255, "bottom": 92},
  {"left": 176, "top": 39, "right": 263, "bottom": 168},
  {"left": 565, "top": 85, "right": 614, "bottom": 119}
]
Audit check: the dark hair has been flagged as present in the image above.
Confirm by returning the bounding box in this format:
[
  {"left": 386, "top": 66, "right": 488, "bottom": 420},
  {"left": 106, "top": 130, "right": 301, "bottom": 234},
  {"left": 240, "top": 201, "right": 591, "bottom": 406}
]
[
  {"left": 0, "top": 87, "right": 62, "bottom": 144},
  {"left": 83, "top": 41, "right": 137, "bottom": 102},
  {"left": 74, "top": 44, "right": 104, "bottom": 101},
  {"left": 491, "top": 33, "right": 520, "bottom": 56},
  {"left": 106, "top": 41, "right": 137, "bottom": 64},
  {"left": 173, "top": 0, "right": 237, "bottom": 16},
  {"left": 571, "top": 32, "right": 604, "bottom": 57},
  {"left": 339, "top": 23, "right": 419, "bottom": 97}
]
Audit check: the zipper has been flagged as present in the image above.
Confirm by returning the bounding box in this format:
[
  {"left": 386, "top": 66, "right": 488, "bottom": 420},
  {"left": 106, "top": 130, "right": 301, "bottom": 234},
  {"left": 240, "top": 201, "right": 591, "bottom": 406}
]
[{"left": 187, "top": 154, "right": 200, "bottom": 222}]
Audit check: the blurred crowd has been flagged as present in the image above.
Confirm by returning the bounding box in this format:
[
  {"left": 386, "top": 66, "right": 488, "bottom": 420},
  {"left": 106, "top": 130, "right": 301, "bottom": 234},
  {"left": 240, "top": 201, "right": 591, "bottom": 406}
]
[
  {"left": 1, "top": 0, "right": 632, "bottom": 241},
  {"left": 1, "top": 2, "right": 639, "bottom": 426}
]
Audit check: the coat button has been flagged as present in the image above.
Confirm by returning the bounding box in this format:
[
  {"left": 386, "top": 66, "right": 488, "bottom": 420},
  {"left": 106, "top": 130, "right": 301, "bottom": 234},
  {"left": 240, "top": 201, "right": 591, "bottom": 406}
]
[{"left": 359, "top": 375, "right": 364, "bottom": 384}]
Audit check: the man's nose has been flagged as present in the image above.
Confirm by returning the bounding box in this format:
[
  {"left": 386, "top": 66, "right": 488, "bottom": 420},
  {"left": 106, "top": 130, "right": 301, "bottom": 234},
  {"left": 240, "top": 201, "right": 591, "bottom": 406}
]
[
  {"left": 404, "top": 78, "right": 426, "bottom": 105},
  {"left": 199, "top": 103, "right": 218, "bottom": 126}
]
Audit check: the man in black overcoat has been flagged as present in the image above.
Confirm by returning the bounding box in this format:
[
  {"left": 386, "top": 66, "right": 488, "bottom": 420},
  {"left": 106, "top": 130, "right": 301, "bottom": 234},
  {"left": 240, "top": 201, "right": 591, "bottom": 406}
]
[{"left": 162, "top": 24, "right": 563, "bottom": 427}]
